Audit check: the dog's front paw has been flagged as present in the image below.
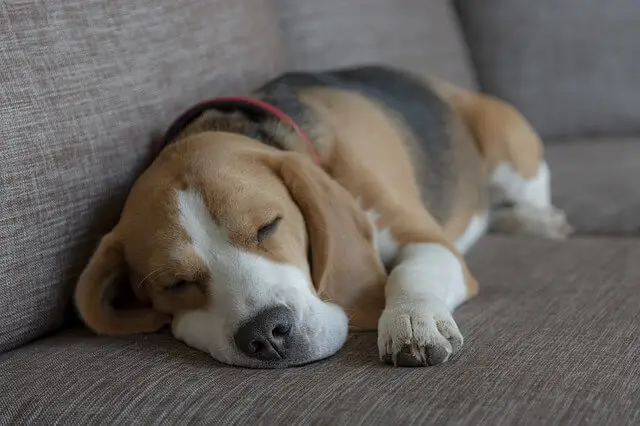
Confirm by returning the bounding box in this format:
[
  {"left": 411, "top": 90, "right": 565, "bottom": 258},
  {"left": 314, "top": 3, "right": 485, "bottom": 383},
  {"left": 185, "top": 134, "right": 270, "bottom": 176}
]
[{"left": 377, "top": 298, "right": 463, "bottom": 367}]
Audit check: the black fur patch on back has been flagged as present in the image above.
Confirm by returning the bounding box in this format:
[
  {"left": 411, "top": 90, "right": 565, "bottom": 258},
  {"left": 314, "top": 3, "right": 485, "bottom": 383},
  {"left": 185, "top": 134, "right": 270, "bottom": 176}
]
[{"left": 257, "top": 65, "right": 455, "bottom": 221}]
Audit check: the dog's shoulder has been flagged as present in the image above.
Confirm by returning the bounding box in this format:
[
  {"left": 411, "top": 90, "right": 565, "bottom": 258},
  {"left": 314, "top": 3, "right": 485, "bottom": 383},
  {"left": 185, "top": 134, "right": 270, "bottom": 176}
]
[
  {"left": 258, "top": 65, "right": 465, "bottom": 223},
  {"left": 258, "top": 66, "right": 452, "bottom": 161}
]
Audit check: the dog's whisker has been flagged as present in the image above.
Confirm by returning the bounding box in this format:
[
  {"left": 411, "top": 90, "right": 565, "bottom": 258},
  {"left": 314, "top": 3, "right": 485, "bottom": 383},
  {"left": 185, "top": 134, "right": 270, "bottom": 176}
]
[{"left": 136, "top": 266, "right": 167, "bottom": 289}]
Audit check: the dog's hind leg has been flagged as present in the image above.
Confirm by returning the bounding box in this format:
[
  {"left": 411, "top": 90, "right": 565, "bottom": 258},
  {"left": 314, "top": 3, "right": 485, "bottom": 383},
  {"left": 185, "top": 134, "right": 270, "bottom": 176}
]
[
  {"left": 488, "top": 156, "right": 572, "bottom": 239},
  {"left": 439, "top": 83, "right": 572, "bottom": 239}
]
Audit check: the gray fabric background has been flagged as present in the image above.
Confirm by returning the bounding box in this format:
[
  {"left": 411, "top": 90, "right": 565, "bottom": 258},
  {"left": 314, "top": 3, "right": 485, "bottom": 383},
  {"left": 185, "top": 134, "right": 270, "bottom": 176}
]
[
  {"left": 455, "top": 0, "right": 640, "bottom": 138},
  {"left": 0, "top": 0, "right": 477, "bottom": 351},
  {"left": 275, "top": 0, "right": 477, "bottom": 89},
  {"left": 1, "top": 0, "right": 639, "bottom": 423},
  {"left": 546, "top": 139, "right": 640, "bottom": 236},
  {"left": 0, "top": 0, "right": 286, "bottom": 352}
]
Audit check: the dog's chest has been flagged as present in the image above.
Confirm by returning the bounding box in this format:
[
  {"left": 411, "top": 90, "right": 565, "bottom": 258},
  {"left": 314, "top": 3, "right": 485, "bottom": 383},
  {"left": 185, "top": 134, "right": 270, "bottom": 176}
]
[{"left": 365, "top": 209, "right": 399, "bottom": 270}]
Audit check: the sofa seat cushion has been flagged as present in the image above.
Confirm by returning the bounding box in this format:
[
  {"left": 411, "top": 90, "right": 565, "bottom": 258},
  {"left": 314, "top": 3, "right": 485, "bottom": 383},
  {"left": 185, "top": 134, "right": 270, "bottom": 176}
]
[
  {"left": 0, "top": 0, "right": 286, "bottom": 352},
  {"left": 1, "top": 237, "right": 638, "bottom": 424},
  {"left": 546, "top": 138, "right": 640, "bottom": 235}
]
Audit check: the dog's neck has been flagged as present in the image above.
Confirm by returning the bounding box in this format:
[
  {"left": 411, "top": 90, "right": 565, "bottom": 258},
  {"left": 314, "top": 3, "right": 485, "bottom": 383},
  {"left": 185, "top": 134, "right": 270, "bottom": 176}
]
[{"left": 171, "top": 92, "right": 330, "bottom": 164}]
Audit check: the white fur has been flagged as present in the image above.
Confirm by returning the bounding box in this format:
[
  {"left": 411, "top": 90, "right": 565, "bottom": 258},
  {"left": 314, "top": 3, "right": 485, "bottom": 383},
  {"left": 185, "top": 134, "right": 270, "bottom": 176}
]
[
  {"left": 384, "top": 244, "right": 467, "bottom": 310},
  {"left": 490, "top": 161, "right": 550, "bottom": 209},
  {"left": 489, "top": 161, "right": 572, "bottom": 238},
  {"left": 455, "top": 213, "right": 488, "bottom": 254},
  {"left": 378, "top": 243, "right": 466, "bottom": 365},
  {"left": 367, "top": 210, "right": 399, "bottom": 268},
  {"left": 171, "top": 190, "right": 348, "bottom": 367},
  {"left": 370, "top": 206, "right": 487, "bottom": 263}
]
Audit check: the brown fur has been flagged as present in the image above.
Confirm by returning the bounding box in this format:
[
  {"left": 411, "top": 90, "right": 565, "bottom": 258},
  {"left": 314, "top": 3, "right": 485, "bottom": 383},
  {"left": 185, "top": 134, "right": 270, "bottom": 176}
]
[
  {"left": 75, "top": 76, "right": 543, "bottom": 335},
  {"left": 296, "top": 86, "right": 482, "bottom": 299},
  {"left": 274, "top": 152, "right": 387, "bottom": 329},
  {"left": 433, "top": 80, "right": 543, "bottom": 178}
]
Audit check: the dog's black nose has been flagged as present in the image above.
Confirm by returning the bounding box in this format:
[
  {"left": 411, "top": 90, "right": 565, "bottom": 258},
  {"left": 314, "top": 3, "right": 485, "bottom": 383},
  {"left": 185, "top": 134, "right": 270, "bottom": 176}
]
[{"left": 234, "top": 306, "right": 294, "bottom": 361}]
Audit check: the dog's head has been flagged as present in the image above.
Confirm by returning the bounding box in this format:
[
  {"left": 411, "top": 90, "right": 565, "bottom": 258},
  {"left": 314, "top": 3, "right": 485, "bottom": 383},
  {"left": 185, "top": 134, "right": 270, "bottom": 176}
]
[{"left": 75, "top": 131, "right": 386, "bottom": 367}]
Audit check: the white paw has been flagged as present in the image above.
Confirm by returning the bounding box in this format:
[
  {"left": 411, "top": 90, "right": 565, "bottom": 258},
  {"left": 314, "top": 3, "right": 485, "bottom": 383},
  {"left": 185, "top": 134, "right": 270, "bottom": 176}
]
[
  {"left": 490, "top": 205, "right": 573, "bottom": 239},
  {"left": 377, "top": 297, "right": 463, "bottom": 367}
]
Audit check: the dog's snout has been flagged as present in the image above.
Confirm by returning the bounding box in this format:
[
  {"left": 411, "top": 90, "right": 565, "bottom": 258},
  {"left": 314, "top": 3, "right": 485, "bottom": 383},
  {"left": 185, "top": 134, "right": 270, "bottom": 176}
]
[{"left": 234, "top": 306, "right": 294, "bottom": 361}]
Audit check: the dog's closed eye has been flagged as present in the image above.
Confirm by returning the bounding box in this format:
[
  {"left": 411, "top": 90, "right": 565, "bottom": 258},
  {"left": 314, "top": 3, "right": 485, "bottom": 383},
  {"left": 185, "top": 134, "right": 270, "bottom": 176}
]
[
  {"left": 164, "top": 280, "right": 192, "bottom": 292},
  {"left": 257, "top": 216, "right": 282, "bottom": 244}
]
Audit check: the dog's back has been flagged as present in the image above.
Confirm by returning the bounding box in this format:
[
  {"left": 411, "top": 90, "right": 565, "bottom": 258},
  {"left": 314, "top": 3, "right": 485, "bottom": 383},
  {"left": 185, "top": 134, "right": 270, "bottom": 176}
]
[{"left": 256, "top": 65, "right": 487, "bottom": 235}]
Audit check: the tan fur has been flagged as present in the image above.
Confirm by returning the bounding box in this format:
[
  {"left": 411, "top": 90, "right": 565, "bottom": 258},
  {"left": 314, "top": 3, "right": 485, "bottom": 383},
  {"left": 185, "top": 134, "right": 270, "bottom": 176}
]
[
  {"left": 76, "top": 131, "right": 388, "bottom": 333},
  {"left": 297, "top": 87, "right": 481, "bottom": 299},
  {"left": 274, "top": 152, "right": 387, "bottom": 330},
  {"left": 75, "top": 78, "right": 544, "bottom": 336},
  {"left": 432, "top": 80, "right": 543, "bottom": 179},
  {"left": 75, "top": 231, "right": 171, "bottom": 335}
]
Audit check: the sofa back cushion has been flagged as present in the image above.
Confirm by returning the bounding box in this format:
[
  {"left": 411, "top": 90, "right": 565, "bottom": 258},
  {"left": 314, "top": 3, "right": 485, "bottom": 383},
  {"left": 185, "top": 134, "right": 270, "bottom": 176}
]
[
  {"left": 455, "top": 0, "right": 640, "bottom": 138},
  {"left": 0, "top": 0, "right": 286, "bottom": 352},
  {"left": 275, "top": 0, "right": 477, "bottom": 89}
]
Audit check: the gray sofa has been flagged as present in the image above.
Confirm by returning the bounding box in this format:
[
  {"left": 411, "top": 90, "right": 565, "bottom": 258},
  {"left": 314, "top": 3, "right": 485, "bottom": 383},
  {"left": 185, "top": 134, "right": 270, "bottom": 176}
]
[{"left": 1, "top": 0, "right": 639, "bottom": 423}]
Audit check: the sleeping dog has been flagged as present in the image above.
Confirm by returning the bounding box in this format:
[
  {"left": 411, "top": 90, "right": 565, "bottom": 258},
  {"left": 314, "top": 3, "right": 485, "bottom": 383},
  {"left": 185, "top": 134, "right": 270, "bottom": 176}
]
[{"left": 75, "top": 65, "right": 571, "bottom": 368}]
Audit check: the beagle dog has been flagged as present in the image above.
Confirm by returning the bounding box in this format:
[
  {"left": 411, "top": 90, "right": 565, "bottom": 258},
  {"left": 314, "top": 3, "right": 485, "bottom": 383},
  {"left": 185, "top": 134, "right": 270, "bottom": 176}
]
[{"left": 75, "top": 65, "right": 571, "bottom": 368}]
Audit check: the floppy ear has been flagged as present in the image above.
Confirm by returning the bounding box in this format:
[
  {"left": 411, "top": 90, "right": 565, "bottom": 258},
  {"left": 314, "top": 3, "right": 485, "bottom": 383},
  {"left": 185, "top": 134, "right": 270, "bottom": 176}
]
[
  {"left": 278, "top": 153, "right": 387, "bottom": 329},
  {"left": 74, "top": 230, "right": 170, "bottom": 335}
]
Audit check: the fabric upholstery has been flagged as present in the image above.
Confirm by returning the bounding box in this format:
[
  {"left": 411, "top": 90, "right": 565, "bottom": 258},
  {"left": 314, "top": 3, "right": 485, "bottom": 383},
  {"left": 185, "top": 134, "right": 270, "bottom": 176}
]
[
  {"left": 0, "top": 0, "right": 286, "bottom": 353},
  {"left": 546, "top": 138, "right": 640, "bottom": 236},
  {"left": 455, "top": 0, "right": 640, "bottom": 138},
  {"left": 274, "top": 0, "right": 477, "bottom": 89},
  {"left": 1, "top": 237, "right": 639, "bottom": 424}
]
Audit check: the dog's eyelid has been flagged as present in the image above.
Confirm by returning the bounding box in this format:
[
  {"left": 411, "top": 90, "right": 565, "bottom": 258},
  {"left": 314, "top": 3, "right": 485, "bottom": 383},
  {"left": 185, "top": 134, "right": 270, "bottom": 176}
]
[
  {"left": 257, "top": 215, "right": 282, "bottom": 244},
  {"left": 164, "top": 279, "right": 192, "bottom": 292}
]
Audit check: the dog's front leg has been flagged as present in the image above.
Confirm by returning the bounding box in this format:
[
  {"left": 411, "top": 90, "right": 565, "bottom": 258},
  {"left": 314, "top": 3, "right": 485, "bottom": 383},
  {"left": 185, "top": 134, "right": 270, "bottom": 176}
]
[{"left": 378, "top": 241, "right": 472, "bottom": 367}]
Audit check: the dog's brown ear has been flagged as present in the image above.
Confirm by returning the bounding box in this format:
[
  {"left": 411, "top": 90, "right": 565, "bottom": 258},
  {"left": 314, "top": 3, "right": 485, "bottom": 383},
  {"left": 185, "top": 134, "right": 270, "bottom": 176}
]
[
  {"left": 74, "top": 230, "right": 169, "bottom": 335},
  {"left": 278, "top": 153, "right": 387, "bottom": 329}
]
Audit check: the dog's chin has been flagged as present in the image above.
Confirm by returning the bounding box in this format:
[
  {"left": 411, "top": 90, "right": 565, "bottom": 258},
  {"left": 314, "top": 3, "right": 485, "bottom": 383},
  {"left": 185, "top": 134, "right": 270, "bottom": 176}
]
[
  {"left": 173, "top": 301, "right": 350, "bottom": 369},
  {"left": 220, "top": 347, "right": 340, "bottom": 369}
]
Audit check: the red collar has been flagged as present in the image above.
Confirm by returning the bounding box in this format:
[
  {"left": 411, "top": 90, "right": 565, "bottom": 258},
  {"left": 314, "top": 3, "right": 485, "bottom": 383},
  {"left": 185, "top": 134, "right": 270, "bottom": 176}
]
[{"left": 162, "top": 97, "right": 322, "bottom": 167}]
